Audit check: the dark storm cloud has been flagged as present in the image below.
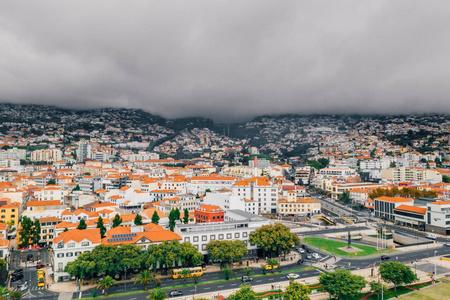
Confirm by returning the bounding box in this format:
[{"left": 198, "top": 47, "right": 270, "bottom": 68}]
[{"left": 1, "top": 1, "right": 450, "bottom": 122}]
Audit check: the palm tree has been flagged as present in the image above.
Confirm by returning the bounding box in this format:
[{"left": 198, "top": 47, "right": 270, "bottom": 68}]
[
  {"left": 135, "top": 270, "right": 155, "bottom": 291},
  {"left": 147, "top": 288, "right": 167, "bottom": 300},
  {"left": 0, "top": 286, "right": 10, "bottom": 300},
  {"left": 180, "top": 268, "right": 191, "bottom": 285},
  {"left": 97, "top": 275, "right": 117, "bottom": 296}
]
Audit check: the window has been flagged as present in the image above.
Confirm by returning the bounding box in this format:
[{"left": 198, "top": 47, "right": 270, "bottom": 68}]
[
  {"left": 243, "top": 232, "right": 248, "bottom": 238},
  {"left": 75, "top": 252, "right": 81, "bottom": 256},
  {"left": 81, "top": 241, "right": 90, "bottom": 247},
  {"left": 58, "top": 263, "right": 63, "bottom": 271},
  {"left": 227, "top": 233, "right": 232, "bottom": 239},
  {"left": 219, "top": 234, "right": 224, "bottom": 240},
  {"left": 66, "top": 252, "right": 73, "bottom": 257},
  {"left": 67, "top": 242, "right": 75, "bottom": 248},
  {"left": 193, "top": 236, "right": 199, "bottom": 242},
  {"left": 202, "top": 235, "right": 207, "bottom": 241},
  {"left": 210, "top": 235, "right": 215, "bottom": 240},
  {"left": 42, "top": 229, "right": 47, "bottom": 234},
  {"left": 57, "top": 253, "right": 64, "bottom": 258},
  {"left": 185, "top": 237, "right": 190, "bottom": 242},
  {"left": 50, "top": 229, "right": 54, "bottom": 233},
  {"left": 235, "top": 233, "right": 240, "bottom": 238},
  {"left": 202, "top": 244, "right": 207, "bottom": 250}
]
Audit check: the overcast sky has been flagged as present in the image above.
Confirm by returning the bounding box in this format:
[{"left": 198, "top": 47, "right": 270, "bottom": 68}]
[{"left": 1, "top": 1, "right": 450, "bottom": 122}]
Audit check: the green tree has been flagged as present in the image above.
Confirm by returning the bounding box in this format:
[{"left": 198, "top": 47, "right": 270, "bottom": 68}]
[
  {"left": 77, "top": 219, "right": 87, "bottom": 230},
  {"left": 319, "top": 269, "right": 366, "bottom": 299},
  {"left": 339, "top": 190, "right": 352, "bottom": 204},
  {"left": 249, "top": 223, "right": 300, "bottom": 258},
  {"left": 134, "top": 270, "right": 155, "bottom": 291},
  {"left": 112, "top": 214, "right": 122, "bottom": 228},
  {"left": 206, "top": 240, "right": 248, "bottom": 266},
  {"left": 227, "top": 284, "right": 256, "bottom": 300},
  {"left": 174, "top": 208, "right": 181, "bottom": 220},
  {"left": 72, "top": 184, "right": 81, "bottom": 192},
  {"left": 19, "top": 216, "right": 33, "bottom": 248},
  {"left": 0, "top": 259, "right": 6, "bottom": 270},
  {"left": 27, "top": 221, "right": 41, "bottom": 247},
  {"left": 116, "top": 244, "right": 144, "bottom": 272},
  {"left": 97, "top": 275, "right": 116, "bottom": 296},
  {"left": 178, "top": 241, "right": 203, "bottom": 267},
  {"left": 65, "top": 252, "right": 97, "bottom": 285},
  {"left": 369, "top": 281, "right": 387, "bottom": 299},
  {"left": 283, "top": 281, "right": 311, "bottom": 300},
  {"left": 46, "top": 178, "right": 56, "bottom": 185},
  {"left": 168, "top": 209, "right": 177, "bottom": 232},
  {"left": 443, "top": 175, "right": 450, "bottom": 183},
  {"left": 243, "top": 267, "right": 253, "bottom": 276},
  {"left": 379, "top": 261, "right": 417, "bottom": 291},
  {"left": 266, "top": 258, "right": 279, "bottom": 273},
  {"left": 63, "top": 227, "right": 69, "bottom": 232},
  {"left": 180, "top": 268, "right": 191, "bottom": 284},
  {"left": 222, "top": 267, "right": 232, "bottom": 280},
  {"left": 96, "top": 216, "right": 106, "bottom": 238},
  {"left": 151, "top": 211, "right": 160, "bottom": 225},
  {"left": 0, "top": 286, "right": 10, "bottom": 300},
  {"left": 183, "top": 208, "right": 189, "bottom": 224},
  {"left": 260, "top": 264, "right": 267, "bottom": 275},
  {"left": 147, "top": 288, "right": 167, "bottom": 300},
  {"left": 134, "top": 214, "right": 143, "bottom": 226},
  {"left": 8, "top": 291, "right": 22, "bottom": 300}
]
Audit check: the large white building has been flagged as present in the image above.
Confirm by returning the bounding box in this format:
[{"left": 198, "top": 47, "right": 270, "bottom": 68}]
[
  {"left": 31, "top": 148, "right": 62, "bottom": 162},
  {"left": 232, "top": 177, "right": 278, "bottom": 214},
  {"left": 203, "top": 190, "right": 259, "bottom": 215},
  {"left": 176, "top": 210, "right": 270, "bottom": 256}
]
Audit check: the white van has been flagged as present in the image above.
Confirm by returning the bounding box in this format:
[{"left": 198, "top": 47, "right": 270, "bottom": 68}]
[{"left": 426, "top": 233, "right": 437, "bottom": 240}]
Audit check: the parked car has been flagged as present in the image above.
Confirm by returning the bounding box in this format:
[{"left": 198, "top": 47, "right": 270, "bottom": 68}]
[
  {"left": 299, "top": 249, "right": 305, "bottom": 254},
  {"left": 426, "top": 233, "right": 437, "bottom": 240},
  {"left": 306, "top": 248, "right": 312, "bottom": 253},
  {"left": 169, "top": 290, "right": 183, "bottom": 297},
  {"left": 301, "top": 245, "right": 307, "bottom": 249},
  {"left": 444, "top": 243, "right": 450, "bottom": 247},
  {"left": 12, "top": 269, "right": 23, "bottom": 275},
  {"left": 242, "top": 276, "right": 253, "bottom": 283},
  {"left": 26, "top": 261, "right": 37, "bottom": 268},
  {"left": 325, "top": 265, "right": 336, "bottom": 270},
  {"left": 36, "top": 264, "right": 45, "bottom": 269},
  {"left": 297, "top": 259, "right": 304, "bottom": 265},
  {"left": 16, "top": 281, "right": 28, "bottom": 292},
  {"left": 11, "top": 273, "right": 23, "bottom": 282},
  {"left": 381, "top": 255, "right": 390, "bottom": 261},
  {"left": 265, "top": 264, "right": 278, "bottom": 270},
  {"left": 287, "top": 273, "right": 300, "bottom": 279},
  {"left": 312, "top": 253, "right": 320, "bottom": 259},
  {"left": 306, "top": 254, "right": 312, "bottom": 259}
]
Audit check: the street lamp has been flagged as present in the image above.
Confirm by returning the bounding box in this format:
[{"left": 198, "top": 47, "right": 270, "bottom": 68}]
[
  {"left": 434, "top": 250, "right": 437, "bottom": 283},
  {"left": 124, "top": 266, "right": 127, "bottom": 292}
]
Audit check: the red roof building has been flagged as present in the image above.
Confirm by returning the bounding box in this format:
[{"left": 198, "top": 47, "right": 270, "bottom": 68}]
[{"left": 194, "top": 205, "right": 224, "bottom": 223}]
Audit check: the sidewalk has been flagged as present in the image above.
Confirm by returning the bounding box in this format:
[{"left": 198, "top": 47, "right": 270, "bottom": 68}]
[{"left": 47, "top": 252, "right": 301, "bottom": 294}]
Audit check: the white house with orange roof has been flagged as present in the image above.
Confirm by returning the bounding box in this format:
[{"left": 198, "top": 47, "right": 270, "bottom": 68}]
[
  {"left": 53, "top": 228, "right": 102, "bottom": 281},
  {"left": 187, "top": 175, "right": 241, "bottom": 195},
  {"left": 141, "top": 208, "right": 168, "bottom": 226},
  {"left": 34, "top": 185, "right": 68, "bottom": 202},
  {"left": 374, "top": 196, "right": 414, "bottom": 221},
  {"left": 24, "top": 200, "right": 68, "bottom": 221},
  {"left": 203, "top": 189, "right": 259, "bottom": 215},
  {"left": 232, "top": 177, "right": 279, "bottom": 214}
]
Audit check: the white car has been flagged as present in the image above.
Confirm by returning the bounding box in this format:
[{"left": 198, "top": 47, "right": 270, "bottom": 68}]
[
  {"left": 312, "top": 253, "right": 320, "bottom": 259},
  {"left": 26, "top": 261, "right": 36, "bottom": 268},
  {"left": 17, "top": 281, "right": 28, "bottom": 292},
  {"left": 299, "top": 249, "right": 305, "bottom": 254},
  {"left": 287, "top": 273, "right": 300, "bottom": 279}
]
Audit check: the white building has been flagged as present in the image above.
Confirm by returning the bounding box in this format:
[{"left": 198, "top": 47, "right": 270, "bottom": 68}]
[{"left": 232, "top": 177, "right": 278, "bottom": 214}]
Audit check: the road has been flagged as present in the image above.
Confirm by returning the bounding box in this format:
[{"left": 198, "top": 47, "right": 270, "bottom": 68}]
[{"left": 9, "top": 248, "right": 55, "bottom": 299}]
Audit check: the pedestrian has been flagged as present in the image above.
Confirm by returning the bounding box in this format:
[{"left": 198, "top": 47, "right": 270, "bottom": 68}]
[
  {"left": 47, "top": 283, "right": 49, "bottom": 289},
  {"left": 102, "top": 289, "right": 104, "bottom": 295}
]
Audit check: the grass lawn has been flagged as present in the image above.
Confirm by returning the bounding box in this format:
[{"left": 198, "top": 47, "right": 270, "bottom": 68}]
[
  {"left": 366, "top": 286, "right": 412, "bottom": 300},
  {"left": 399, "top": 282, "right": 450, "bottom": 299},
  {"left": 302, "top": 237, "right": 393, "bottom": 257}
]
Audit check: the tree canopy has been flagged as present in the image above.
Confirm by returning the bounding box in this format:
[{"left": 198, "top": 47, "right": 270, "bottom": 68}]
[
  {"left": 112, "top": 214, "right": 122, "bottom": 228},
  {"left": 227, "top": 284, "right": 256, "bottom": 300},
  {"left": 379, "top": 261, "right": 417, "bottom": 290},
  {"left": 319, "top": 269, "right": 366, "bottom": 299},
  {"left": 134, "top": 214, "right": 143, "bottom": 226},
  {"left": 249, "top": 223, "right": 300, "bottom": 257},
  {"left": 205, "top": 240, "right": 247, "bottom": 265},
  {"left": 283, "top": 281, "right": 311, "bottom": 300},
  {"left": 368, "top": 187, "right": 437, "bottom": 200},
  {"left": 77, "top": 219, "right": 87, "bottom": 230},
  {"left": 151, "top": 211, "right": 160, "bottom": 225}
]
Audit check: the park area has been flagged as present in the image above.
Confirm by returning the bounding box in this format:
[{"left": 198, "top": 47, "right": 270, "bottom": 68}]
[
  {"left": 399, "top": 281, "right": 450, "bottom": 299},
  {"left": 302, "top": 237, "right": 393, "bottom": 257}
]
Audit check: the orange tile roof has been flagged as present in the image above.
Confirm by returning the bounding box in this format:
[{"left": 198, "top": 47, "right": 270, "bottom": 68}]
[
  {"left": 395, "top": 205, "right": 426, "bottom": 215},
  {"left": 375, "top": 196, "right": 413, "bottom": 203},
  {"left": 233, "top": 177, "right": 271, "bottom": 187},
  {"left": 39, "top": 217, "right": 62, "bottom": 223},
  {"left": 429, "top": 201, "right": 450, "bottom": 205},
  {"left": 26, "top": 200, "right": 61, "bottom": 207},
  {"left": 54, "top": 228, "right": 101, "bottom": 244},
  {"left": 142, "top": 208, "right": 167, "bottom": 219}
]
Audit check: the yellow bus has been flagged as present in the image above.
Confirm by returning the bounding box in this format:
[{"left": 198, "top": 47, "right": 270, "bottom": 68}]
[{"left": 172, "top": 266, "right": 203, "bottom": 279}]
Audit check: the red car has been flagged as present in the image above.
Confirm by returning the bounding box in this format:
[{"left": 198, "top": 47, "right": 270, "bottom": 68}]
[{"left": 36, "top": 264, "right": 45, "bottom": 269}]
